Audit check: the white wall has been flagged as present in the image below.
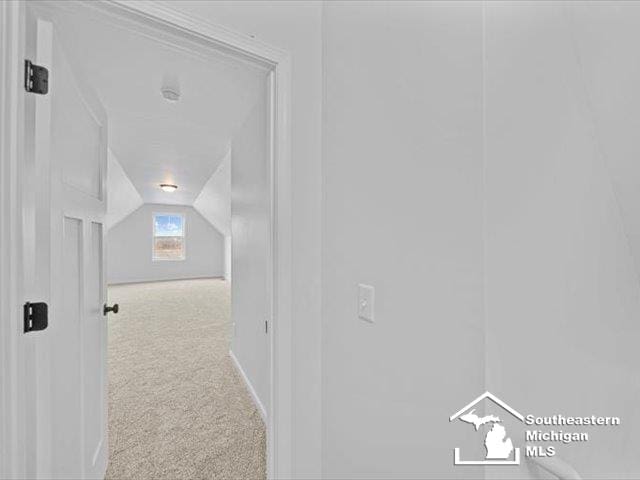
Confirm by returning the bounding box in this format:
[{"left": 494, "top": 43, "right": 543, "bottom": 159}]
[
  {"left": 157, "top": 2, "right": 323, "bottom": 476},
  {"left": 322, "top": 2, "right": 484, "bottom": 478},
  {"left": 484, "top": 3, "right": 640, "bottom": 478},
  {"left": 322, "top": 3, "right": 640, "bottom": 478},
  {"left": 193, "top": 149, "right": 232, "bottom": 281},
  {"left": 106, "top": 204, "right": 224, "bottom": 284},
  {"left": 105, "top": 148, "right": 143, "bottom": 230},
  {"left": 230, "top": 88, "right": 270, "bottom": 417},
  {"left": 568, "top": 1, "right": 640, "bottom": 290}
]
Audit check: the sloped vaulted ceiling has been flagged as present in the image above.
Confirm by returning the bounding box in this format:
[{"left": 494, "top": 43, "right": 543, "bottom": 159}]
[
  {"left": 193, "top": 150, "right": 231, "bottom": 236},
  {"left": 50, "top": 6, "right": 266, "bottom": 217},
  {"left": 106, "top": 149, "right": 143, "bottom": 230}
]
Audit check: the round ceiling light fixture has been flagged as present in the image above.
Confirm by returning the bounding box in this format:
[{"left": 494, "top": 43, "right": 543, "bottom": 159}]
[
  {"left": 161, "top": 74, "right": 181, "bottom": 102},
  {"left": 160, "top": 183, "right": 178, "bottom": 193},
  {"left": 161, "top": 86, "right": 180, "bottom": 102}
]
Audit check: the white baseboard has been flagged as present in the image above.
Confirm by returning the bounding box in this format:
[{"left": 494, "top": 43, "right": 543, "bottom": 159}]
[
  {"left": 107, "top": 275, "right": 224, "bottom": 286},
  {"left": 229, "top": 350, "right": 267, "bottom": 423}
]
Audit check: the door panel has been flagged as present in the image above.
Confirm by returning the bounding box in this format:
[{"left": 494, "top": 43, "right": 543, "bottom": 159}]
[
  {"left": 52, "top": 216, "right": 83, "bottom": 478},
  {"left": 53, "top": 43, "right": 103, "bottom": 200},
  {"left": 24, "top": 8, "right": 109, "bottom": 479}
]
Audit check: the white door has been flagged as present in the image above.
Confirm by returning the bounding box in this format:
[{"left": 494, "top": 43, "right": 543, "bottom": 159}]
[{"left": 23, "top": 7, "right": 109, "bottom": 479}]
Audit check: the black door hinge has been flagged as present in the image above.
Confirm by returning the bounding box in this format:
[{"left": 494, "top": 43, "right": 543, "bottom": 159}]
[
  {"left": 24, "top": 302, "right": 48, "bottom": 333},
  {"left": 24, "top": 60, "right": 48, "bottom": 95},
  {"left": 265, "top": 320, "right": 268, "bottom": 334}
]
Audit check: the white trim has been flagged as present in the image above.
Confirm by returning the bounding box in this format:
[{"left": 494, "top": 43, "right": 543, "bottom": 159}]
[
  {"left": 229, "top": 350, "right": 267, "bottom": 423},
  {"left": 108, "top": 0, "right": 289, "bottom": 66},
  {"left": 0, "top": 1, "right": 25, "bottom": 478},
  {"left": 107, "top": 275, "right": 225, "bottom": 286},
  {"left": 1, "top": 1, "right": 293, "bottom": 478}
]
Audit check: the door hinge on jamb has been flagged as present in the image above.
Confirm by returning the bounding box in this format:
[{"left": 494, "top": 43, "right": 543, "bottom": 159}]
[
  {"left": 24, "top": 59, "right": 49, "bottom": 95},
  {"left": 24, "top": 302, "right": 48, "bottom": 333},
  {"left": 265, "top": 320, "right": 268, "bottom": 334}
]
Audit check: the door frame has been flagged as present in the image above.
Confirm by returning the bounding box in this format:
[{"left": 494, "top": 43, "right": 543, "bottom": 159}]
[{"left": 0, "top": 1, "right": 293, "bottom": 478}]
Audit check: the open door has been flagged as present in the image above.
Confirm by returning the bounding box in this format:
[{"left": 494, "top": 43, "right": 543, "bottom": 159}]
[{"left": 22, "top": 6, "right": 109, "bottom": 479}]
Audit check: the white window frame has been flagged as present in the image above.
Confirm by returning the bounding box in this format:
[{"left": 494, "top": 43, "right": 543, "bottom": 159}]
[{"left": 152, "top": 212, "right": 186, "bottom": 261}]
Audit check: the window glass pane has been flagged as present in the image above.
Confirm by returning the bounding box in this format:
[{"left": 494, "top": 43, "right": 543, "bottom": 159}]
[
  {"left": 154, "top": 214, "right": 183, "bottom": 237},
  {"left": 153, "top": 214, "right": 185, "bottom": 260},
  {"left": 153, "top": 237, "right": 184, "bottom": 259}
]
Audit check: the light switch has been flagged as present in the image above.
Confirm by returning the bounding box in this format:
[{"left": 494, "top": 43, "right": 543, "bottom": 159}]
[{"left": 358, "top": 284, "right": 375, "bottom": 322}]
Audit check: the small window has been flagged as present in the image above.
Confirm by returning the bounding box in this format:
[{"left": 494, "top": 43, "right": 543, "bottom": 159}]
[{"left": 153, "top": 213, "right": 185, "bottom": 260}]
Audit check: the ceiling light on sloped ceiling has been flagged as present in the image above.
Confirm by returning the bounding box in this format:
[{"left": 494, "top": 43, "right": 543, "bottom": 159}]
[
  {"left": 161, "top": 86, "right": 180, "bottom": 102},
  {"left": 161, "top": 74, "right": 180, "bottom": 102},
  {"left": 160, "top": 183, "right": 178, "bottom": 193}
]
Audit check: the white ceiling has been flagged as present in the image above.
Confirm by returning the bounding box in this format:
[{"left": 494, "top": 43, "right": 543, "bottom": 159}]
[{"left": 52, "top": 7, "right": 267, "bottom": 205}]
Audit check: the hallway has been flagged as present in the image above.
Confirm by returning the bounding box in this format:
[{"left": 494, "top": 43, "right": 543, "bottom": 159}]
[{"left": 106, "top": 279, "right": 265, "bottom": 479}]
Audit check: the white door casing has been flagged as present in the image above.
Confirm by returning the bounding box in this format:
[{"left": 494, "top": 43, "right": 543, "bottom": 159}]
[{"left": 23, "top": 8, "right": 109, "bottom": 479}]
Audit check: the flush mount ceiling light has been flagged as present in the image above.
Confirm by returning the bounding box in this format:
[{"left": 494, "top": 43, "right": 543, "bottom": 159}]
[
  {"left": 161, "top": 86, "right": 180, "bottom": 102},
  {"left": 161, "top": 74, "right": 180, "bottom": 102},
  {"left": 160, "top": 183, "right": 178, "bottom": 193}
]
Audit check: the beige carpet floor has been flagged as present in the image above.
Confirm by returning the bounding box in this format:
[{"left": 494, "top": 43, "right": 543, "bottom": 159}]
[{"left": 105, "top": 278, "right": 265, "bottom": 480}]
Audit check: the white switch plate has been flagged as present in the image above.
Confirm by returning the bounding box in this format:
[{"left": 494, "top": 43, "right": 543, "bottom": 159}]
[{"left": 358, "top": 284, "right": 375, "bottom": 322}]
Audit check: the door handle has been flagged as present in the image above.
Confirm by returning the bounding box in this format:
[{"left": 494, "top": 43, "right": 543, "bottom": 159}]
[{"left": 103, "top": 303, "right": 119, "bottom": 315}]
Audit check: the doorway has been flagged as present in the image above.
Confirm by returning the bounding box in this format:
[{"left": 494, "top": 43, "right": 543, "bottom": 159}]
[{"left": 0, "top": 1, "right": 292, "bottom": 478}]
